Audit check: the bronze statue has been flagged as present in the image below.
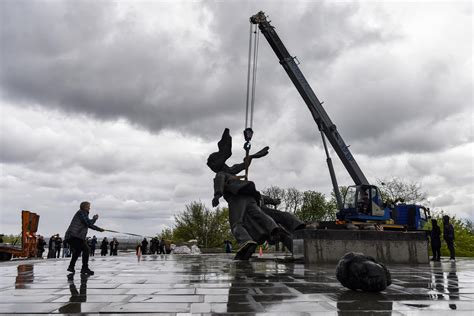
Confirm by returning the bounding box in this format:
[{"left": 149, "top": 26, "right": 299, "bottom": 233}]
[{"left": 207, "top": 128, "right": 305, "bottom": 260}]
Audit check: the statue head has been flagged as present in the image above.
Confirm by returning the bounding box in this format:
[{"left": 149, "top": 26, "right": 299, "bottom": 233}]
[
  {"left": 336, "top": 252, "right": 391, "bottom": 292},
  {"left": 207, "top": 128, "right": 232, "bottom": 173}
]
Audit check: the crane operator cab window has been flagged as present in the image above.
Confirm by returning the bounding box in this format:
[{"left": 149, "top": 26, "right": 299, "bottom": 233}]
[
  {"left": 343, "top": 186, "right": 357, "bottom": 209},
  {"left": 358, "top": 189, "right": 370, "bottom": 214},
  {"left": 370, "top": 187, "right": 384, "bottom": 216},
  {"left": 344, "top": 186, "right": 385, "bottom": 216},
  {"left": 343, "top": 185, "right": 385, "bottom": 216}
]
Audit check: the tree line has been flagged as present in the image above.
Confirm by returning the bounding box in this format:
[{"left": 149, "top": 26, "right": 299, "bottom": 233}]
[
  {"left": 159, "top": 178, "right": 473, "bottom": 257},
  {"left": 156, "top": 185, "right": 339, "bottom": 249},
  {"left": 3, "top": 178, "right": 470, "bottom": 256}
]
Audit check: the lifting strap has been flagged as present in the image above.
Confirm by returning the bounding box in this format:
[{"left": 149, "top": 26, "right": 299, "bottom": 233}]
[{"left": 244, "top": 22, "right": 260, "bottom": 180}]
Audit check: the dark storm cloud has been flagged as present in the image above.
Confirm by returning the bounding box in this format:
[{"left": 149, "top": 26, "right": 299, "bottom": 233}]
[
  {"left": 0, "top": 1, "right": 392, "bottom": 142},
  {"left": 1, "top": 1, "right": 471, "bottom": 157},
  {"left": 1, "top": 1, "right": 239, "bottom": 136}
]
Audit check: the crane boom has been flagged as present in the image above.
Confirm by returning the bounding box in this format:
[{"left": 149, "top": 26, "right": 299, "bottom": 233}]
[{"left": 250, "top": 12, "right": 369, "bottom": 186}]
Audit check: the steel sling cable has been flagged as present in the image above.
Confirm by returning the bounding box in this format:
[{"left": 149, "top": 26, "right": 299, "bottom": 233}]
[
  {"left": 243, "top": 23, "right": 260, "bottom": 180},
  {"left": 245, "top": 22, "right": 253, "bottom": 129},
  {"left": 249, "top": 24, "right": 260, "bottom": 130}
]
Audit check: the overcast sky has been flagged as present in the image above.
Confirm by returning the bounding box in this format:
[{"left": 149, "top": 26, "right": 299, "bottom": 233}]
[{"left": 1, "top": 1, "right": 472, "bottom": 237}]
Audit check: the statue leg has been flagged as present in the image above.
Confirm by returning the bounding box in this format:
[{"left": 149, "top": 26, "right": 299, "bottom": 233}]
[
  {"left": 261, "top": 206, "right": 306, "bottom": 233},
  {"left": 229, "top": 195, "right": 279, "bottom": 260},
  {"left": 246, "top": 201, "right": 281, "bottom": 242},
  {"left": 261, "top": 206, "right": 306, "bottom": 253},
  {"left": 226, "top": 195, "right": 254, "bottom": 245}
]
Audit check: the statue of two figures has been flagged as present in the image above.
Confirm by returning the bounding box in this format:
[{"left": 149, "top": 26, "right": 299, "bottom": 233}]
[{"left": 207, "top": 128, "right": 305, "bottom": 260}]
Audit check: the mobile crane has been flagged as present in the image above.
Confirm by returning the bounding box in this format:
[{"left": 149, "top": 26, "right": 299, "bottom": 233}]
[{"left": 250, "top": 11, "right": 429, "bottom": 229}]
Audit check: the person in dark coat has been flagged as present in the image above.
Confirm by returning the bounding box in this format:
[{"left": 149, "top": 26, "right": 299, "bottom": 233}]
[
  {"left": 110, "top": 237, "right": 119, "bottom": 256},
  {"left": 150, "top": 237, "right": 158, "bottom": 254},
  {"left": 90, "top": 235, "right": 97, "bottom": 256},
  {"left": 36, "top": 235, "right": 46, "bottom": 258},
  {"left": 54, "top": 234, "right": 62, "bottom": 258},
  {"left": 224, "top": 240, "right": 232, "bottom": 253},
  {"left": 159, "top": 238, "right": 166, "bottom": 254},
  {"left": 430, "top": 219, "right": 441, "bottom": 261},
  {"left": 443, "top": 215, "right": 456, "bottom": 261},
  {"left": 100, "top": 237, "right": 108, "bottom": 256},
  {"left": 165, "top": 240, "right": 172, "bottom": 254},
  {"left": 47, "top": 235, "right": 56, "bottom": 258},
  {"left": 141, "top": 238, "right": 148, "bottom": 255},
  {"left": 64, "top": 201, "right": 104, "bottom": 275}
]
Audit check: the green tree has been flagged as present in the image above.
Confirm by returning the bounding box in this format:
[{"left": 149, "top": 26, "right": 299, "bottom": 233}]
[
  {"left": 295, "top": 190, "right": 335, "bottom": 222},
  {"left": 328, "top": 186, "right": 348, "bottom": 210},
  {"left": 283, "top": 187, "right": 303, "bottom": 213},
  {"left": 377, "top": 177, "right": 427, "bottom": 204},
  {"left": 262, "top": 185, "right": 286, "bottom": 208},
  {"left": 172, "top": 202, "right": 233, "bottom": 248},
  {"left": 209, "top": 207, "right": 234, "bottom": 247},
  {"left": 0, "top": 234, "right": 21, "bottom": 244},
  {"left": 158, "top": 227, "right": 174, "bottom": 241}
]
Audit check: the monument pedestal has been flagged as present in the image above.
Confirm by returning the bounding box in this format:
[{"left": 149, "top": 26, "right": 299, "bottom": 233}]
[{"left": 293, "top": 229, "right": 429, "bottom": 264}]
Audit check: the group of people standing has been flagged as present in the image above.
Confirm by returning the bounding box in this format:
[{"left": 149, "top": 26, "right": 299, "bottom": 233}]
[
  {"left": 86, "top": 235, "right": 118, "bottom": 256},
  {"left": 35, "top": 233, "right": 121, "bottom": 259},
  {"left": 36, "top": 234, "right": 70, "bottom": 258},
  {"left": 48, "top": 234, "right": 63, "bottom": 258},
  {"left": 99, "top": 237, "right": 119, "bottom": 256},
  {"left": 429, "top": 215, "right": 456, "bottom": 261},
  {"left": 138, "top": 237, "right": 170, "bottom": 255}
]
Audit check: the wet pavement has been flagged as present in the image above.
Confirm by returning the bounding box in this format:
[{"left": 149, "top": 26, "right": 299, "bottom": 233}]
[{"left": 0, "top": 253, "right": 473, "bottom": 315}]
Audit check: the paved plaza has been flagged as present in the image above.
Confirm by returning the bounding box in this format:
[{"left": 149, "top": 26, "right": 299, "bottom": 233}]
[{"left": 0, "top": 253, "right": 473, "bottom": 315}]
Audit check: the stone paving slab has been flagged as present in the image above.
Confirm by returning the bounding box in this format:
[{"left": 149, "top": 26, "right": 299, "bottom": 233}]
[{"left": 0, "top": 253, "right": 473, "bottom": 314}]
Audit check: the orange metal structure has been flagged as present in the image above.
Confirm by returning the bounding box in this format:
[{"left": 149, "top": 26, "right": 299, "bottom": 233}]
[{"left": 0, "top": 210, "right": 40, "bottom": 260}]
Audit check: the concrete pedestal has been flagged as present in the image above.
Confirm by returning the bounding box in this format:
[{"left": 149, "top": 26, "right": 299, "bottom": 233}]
[{"left": 293, "top": 229, "right": 429, "bottom": 264}]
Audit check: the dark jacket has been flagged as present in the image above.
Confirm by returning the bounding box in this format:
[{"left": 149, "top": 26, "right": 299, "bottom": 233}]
[
  {"left": 54, "top": 237, "right": 62, "bottom": 249},
  {"left": 37, "top": 238, "right": 46, "bottom": 251},
  {"left": 430, "top": 225, "right": 441, "bottom": 246},
  {"left": 48, "top": 237, "right": 55, "bottom": 250},
  {"left": 90, "top": 237, "right": 97, "bottom": 248},
  {"left": 65, "top": 210, "right": 101, "bottom": 241},
  {"left": 443, "top": 223, "right": 455, "bottom": 241},
  {"left": 101, "top": 239, "right": 108, "bottom": 250}
]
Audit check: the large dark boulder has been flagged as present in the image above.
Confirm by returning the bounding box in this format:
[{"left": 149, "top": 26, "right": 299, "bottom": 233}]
[{"left": 336, "top": 252, "right": 391, "bottom": 292}]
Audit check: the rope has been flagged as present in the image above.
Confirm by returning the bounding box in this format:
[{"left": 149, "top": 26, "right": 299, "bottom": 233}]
[{"left": 103, "top": 229, "right": 146, "bottom": 238}]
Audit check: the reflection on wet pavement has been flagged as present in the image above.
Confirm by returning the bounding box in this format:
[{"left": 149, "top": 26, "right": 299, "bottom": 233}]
[
  {"left": 14, "top": 264, "right": 34, "bottom": 289},
  {"left": 0, "top": 254, "right": 473, "bottom": 314},
  {"left": 57, "top": 274, "right": 88, "bottom": 313}
]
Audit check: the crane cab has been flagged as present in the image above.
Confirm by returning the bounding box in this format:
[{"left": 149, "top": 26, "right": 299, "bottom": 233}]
[{"left": 337, "top": 185, "right": 390, "bottom": 221}]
